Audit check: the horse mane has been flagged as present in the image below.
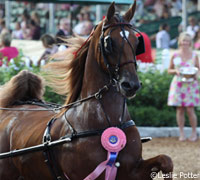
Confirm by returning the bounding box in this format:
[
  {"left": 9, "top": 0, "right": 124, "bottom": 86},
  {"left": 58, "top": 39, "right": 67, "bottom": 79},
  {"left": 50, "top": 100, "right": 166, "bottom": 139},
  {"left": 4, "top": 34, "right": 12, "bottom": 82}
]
[
  {"left": 0, "top": 70, "right": 44, "bottom": 108},
  {"left": 43, "top": 35, "right": 90, "bottom": 105}
]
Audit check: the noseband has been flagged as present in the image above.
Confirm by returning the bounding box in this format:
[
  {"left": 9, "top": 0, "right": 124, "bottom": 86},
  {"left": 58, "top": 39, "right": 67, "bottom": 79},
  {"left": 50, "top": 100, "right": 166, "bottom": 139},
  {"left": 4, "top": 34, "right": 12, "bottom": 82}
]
[{"left": 100, "top": 14, "right": 144, "bottom": 81}]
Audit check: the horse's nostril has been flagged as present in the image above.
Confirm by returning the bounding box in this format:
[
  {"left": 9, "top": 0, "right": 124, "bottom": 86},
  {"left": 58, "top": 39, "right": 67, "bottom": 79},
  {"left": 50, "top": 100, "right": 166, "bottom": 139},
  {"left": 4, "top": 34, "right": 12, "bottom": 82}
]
[
  {"left": 121, "top": 81, "right": 141, "bottom": 92},
  {"left": 121, "top": 82, "right": 132, "bottom": 90}
]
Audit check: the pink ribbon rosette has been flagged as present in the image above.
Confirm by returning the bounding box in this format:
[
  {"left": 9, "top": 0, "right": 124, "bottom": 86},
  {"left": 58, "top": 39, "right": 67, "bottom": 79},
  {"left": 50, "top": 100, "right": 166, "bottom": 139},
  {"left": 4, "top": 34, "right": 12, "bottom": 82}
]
[{"left": 84, "top": 127, "right": 127, "bottom": 180}]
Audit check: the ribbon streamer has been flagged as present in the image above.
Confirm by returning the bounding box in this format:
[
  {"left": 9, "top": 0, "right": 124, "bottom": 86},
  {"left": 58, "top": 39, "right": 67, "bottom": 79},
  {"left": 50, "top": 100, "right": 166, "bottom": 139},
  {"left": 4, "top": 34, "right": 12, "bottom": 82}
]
[
  {"left": 84, "top": 152, "right": 118, "bottom": 180},
  {"left": 84, "top": 127, "right": 127, "bottom": 180}
]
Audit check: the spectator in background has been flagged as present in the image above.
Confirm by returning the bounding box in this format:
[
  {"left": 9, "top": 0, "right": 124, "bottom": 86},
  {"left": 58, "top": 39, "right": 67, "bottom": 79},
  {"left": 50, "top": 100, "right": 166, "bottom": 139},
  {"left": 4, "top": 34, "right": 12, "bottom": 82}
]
[
  {"left": 44, "top": 11, "right": 50, "bottom": 33},
  {"left": 169, "top": 0, "right": 182, "bottom": 16},
  {"left": 168, "top": 32, "right": 199, "bottom": 142},
  {"left": 31, "top": 11, "right": 40, "bottom": 27},
  {"left": 153, "top": 0, "right": 169, "bottom": 19},
  {"left": 0, "top": 4, "right": 4, "bottom": 19},
  {"left": 28, "top": 19, "right": 40, "bottom": 40},
  {"left": 73, "top": 11, "right": 93, "bottom": 37},
  {"left": 156, "top": 23, "right": 170, "bottom": 49},
  {"left": 186, "top": 16, "right": 199, "bottom": 40},
  {"left": 0, "top": 19, "right": 9, "bottom": 36},
  {"left": 194, "top": 29, "right": 200, "bottom": 50},
  {"left": 20, "top": 10, "right": 31, "bottom": 40},
  {"left": 160, "top": 4, "right": 171, "bottom": 20},
  {"left": 187, "top": 0, "right": 198, "bottom": 13},
  {"left": 56, "top": 18, "right": 71, "bottom": 44},
  {"left": 144, "top": 0, "right": 156, "bottom": 6},
  {"left": 23, "top": 20, "right": 40, "bottom": 40},
  {"left": 136, "top": 32, "right": 153, "bottom": 63},
  {"left": 21, "top": 21, "right": 31, "bottom": 40},
  {"left": 20, "top": 10, "right": 30, "bottom": 31},
  {"left": 73, "top": 13, "right": 84, "bottom": 35},
  {"left": 37, "top": 34, "right": 58, "bottom": 66},
  {"left": 83, "top": 11, "right": 91, "bottom": 21},
  {"left": 0, "top": 32, "right": 19, "bottom": 66},
  {"left": 135, "top": 0, "right": 144, "bottom": 17},
  {"left": 12, "top": 22, "right": 23, "bottom": 39},
  {"left": 79, "top": 21, "right": 93, "bottom": 37}
]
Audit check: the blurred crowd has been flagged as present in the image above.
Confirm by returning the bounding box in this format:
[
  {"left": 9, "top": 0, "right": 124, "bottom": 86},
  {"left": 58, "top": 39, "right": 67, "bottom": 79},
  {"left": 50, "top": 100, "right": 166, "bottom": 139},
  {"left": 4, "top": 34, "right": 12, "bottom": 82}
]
[
  {"left": 0, "top": 2, "right": 95, "bottom": 66},
  {"left": 134, "top": 0, "right": 197, "bottom": 26},
  {"left": 155, "top": 15, "right": 200, "bottom": 50},
  {"left": 0, "top": 0, "right": 199, "bottom": 66},
  {"left": 0, "top": 0, "right": 198, "bottom": 39},
  {"left": 0, "top": 6, "right": 94, "bottom": 40}
]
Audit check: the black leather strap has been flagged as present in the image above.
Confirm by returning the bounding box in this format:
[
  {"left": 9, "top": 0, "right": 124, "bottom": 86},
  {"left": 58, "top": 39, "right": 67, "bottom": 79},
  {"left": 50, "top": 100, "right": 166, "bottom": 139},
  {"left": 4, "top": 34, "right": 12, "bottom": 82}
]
[
  {"left": 43, "top": 118, "right": 64, "bottom": 180},
  {"left": 42, "top": 119, "right": 136, "bottom": 180},
  {"left": 14, "top": 99, "right": 61, "bottom": 109},
  {"left": 120, "top": 120, "right": 135, "bottom": 129},
  {"left": 71, "top": 120, "right": 135, "bottom": 140}
]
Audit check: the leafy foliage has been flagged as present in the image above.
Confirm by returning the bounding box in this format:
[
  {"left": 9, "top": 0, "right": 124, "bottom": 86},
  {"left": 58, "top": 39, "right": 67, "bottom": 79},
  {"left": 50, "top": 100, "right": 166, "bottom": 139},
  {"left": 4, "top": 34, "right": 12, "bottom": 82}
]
[
  {"left": 128, "top": 71, "right": 172, "bottom": 109},
  {"left": 0, "top": 53, "right": 64, "bottom": 105},
  {"left": 1, "top": 56, "right": 200, "bottom": 127},
  {"left": 128, "top": 70, "right": 200, "bottom": 126}
]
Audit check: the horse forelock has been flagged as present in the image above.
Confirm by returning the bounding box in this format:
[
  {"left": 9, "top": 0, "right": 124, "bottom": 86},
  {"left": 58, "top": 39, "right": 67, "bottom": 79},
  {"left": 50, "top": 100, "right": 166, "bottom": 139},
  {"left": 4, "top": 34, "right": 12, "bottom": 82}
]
[{"left": 43, "top": 35, "right": 91, "bottom": 105}]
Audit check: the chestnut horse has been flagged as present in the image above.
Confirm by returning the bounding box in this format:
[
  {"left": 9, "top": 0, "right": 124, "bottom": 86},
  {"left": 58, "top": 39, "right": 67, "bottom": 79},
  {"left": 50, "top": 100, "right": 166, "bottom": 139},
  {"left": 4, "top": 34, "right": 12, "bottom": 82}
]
[{"left": 0, "top": 2, "right": 173, "bottom": 180}]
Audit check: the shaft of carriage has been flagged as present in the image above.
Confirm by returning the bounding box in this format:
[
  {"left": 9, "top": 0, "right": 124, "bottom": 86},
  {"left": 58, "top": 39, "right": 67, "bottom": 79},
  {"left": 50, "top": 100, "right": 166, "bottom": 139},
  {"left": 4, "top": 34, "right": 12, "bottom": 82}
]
[{"left": 0, "top": 137, "right": 71, "bottom": 159}]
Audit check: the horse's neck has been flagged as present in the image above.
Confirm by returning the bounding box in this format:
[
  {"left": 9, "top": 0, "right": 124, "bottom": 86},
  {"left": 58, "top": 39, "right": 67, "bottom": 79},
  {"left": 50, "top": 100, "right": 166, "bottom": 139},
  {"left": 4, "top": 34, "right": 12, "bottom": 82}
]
[
  {"left": 80, "top": 44, "right": 129, "bottom": 126},
  {"left": 81, "top": 45, "right": 108, "bottom": 98}
]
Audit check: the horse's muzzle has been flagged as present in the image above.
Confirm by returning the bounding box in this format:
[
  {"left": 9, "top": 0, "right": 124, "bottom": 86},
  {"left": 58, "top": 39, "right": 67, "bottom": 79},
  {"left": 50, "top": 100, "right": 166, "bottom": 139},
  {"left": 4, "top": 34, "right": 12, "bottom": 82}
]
[{"left": 120, "top": 80, "right": 141, "bottom": 98}]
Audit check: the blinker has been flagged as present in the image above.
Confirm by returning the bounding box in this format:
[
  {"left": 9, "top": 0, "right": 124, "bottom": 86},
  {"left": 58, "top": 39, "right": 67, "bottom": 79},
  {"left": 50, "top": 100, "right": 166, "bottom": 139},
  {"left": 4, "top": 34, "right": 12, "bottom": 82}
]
[
  {"left": 103, "top": 32, "right": 145, "bottom": 56},
  {"left": 104, "top": 35, "right": 112, "bottom": 54},
  {"left": 136, "top": 35, "right": 145, "bottom": 55}
]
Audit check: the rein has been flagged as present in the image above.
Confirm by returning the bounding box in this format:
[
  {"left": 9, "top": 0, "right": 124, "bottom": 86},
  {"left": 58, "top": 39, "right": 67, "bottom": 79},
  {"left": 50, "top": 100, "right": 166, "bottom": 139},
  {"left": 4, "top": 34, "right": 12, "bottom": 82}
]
[{"left": 0, "top": 84, "right": 110, "bottom": 112}]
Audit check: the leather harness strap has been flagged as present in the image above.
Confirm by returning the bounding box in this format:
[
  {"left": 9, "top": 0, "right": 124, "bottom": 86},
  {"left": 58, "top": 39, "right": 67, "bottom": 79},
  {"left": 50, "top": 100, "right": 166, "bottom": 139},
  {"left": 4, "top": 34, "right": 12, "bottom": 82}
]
[{"left": 43, "top": 118, "right": 135, "bottom": 180}]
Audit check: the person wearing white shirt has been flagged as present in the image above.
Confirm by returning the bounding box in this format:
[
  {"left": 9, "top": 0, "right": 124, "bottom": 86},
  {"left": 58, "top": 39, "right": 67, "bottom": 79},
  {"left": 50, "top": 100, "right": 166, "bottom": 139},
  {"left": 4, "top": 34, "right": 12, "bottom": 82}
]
[
  {"left": 186, "top": 16, "right": 199, "bottom": 39},
  {"left": 12, "top": 22, "right": 23, "bottom": 39},
  {"left": 156, "top": 23, "right": 170, "bottom": 49}
]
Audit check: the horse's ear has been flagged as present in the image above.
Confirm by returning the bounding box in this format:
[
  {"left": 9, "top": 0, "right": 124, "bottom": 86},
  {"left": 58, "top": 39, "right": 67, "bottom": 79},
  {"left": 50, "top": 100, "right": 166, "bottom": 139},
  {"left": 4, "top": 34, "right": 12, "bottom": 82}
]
[
  {"left": 123, "top": 0, "right": 136, "bottom": 22},
  {"left": 106, "top": 2, "right": 115, "bottom": 22}
]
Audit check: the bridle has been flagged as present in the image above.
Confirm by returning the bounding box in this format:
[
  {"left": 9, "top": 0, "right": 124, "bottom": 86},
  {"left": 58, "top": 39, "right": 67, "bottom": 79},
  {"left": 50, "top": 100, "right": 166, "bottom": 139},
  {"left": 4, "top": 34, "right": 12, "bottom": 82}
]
[{"left": 99, "top": 13, "right": 145, "bottom": 82}]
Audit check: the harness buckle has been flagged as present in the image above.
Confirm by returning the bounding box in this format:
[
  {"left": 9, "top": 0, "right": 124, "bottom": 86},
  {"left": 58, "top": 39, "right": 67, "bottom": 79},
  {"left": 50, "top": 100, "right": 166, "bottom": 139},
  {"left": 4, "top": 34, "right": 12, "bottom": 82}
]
[
  {"left": 95, "top": 85, "right": 110, "bottom": 100},
  {"left": 46, "top": 134, "right": 51, "bottom": 142},
  {"left": 111, "top": 79, "right": 120, "bottom": 92},
  {"left": 115, "top": 66, "right": 119, "bottom": 72},
  {"left": 103, "top": 85, "right": 109, "bottom": 91},
  {"left": 53, "top": 108, "right": 61, "bottom": 114},
  {"left": 95, "top": 92, "right": 102, "bottom": 99}
]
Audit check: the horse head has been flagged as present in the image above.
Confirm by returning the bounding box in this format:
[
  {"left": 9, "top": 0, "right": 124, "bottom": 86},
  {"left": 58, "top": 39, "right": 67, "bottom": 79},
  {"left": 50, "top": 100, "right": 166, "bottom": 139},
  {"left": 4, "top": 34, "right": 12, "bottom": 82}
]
[{"left": 93, "top": 1, "right": 143, "bottom": 98}]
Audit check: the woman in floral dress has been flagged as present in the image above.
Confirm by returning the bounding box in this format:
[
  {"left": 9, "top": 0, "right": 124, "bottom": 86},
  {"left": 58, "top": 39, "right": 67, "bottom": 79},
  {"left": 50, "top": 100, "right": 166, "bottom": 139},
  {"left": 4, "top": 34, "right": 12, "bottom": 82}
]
[{"left": 168, "top": 32, "right": 200, "bottom": 141}]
